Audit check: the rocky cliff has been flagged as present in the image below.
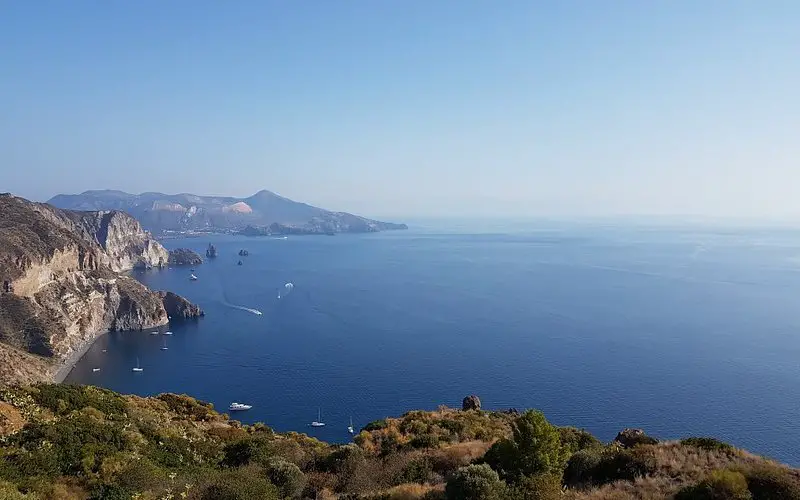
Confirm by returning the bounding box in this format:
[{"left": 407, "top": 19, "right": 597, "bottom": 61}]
[{"left": 0, "top": 194, "right": 199, "bottom": 385}]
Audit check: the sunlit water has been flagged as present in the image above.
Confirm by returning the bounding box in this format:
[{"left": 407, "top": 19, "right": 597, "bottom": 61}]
[{"left": 66, "top": 222, "right": 800, "bottom": 464}]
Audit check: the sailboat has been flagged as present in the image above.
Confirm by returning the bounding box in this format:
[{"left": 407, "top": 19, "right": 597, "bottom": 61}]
[
  {"left": 160, "top": 338, "right": 168, "bottom": 351},
  {"left": 348, "top": 416, "right": 354, "bottom": 434},
  {"left": 311, "top": 409, "right": 326, "bottom": 427},
  {"left": 132, "top": 358, "right": 143, "bottom": 372},
  {"left": 163, "top": 331, "right": 173, "bottom": 335}
]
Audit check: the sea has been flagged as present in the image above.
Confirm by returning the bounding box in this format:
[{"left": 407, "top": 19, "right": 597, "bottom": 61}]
[{"left": 66, "top": 220, "right": 800, "bottom": 465}]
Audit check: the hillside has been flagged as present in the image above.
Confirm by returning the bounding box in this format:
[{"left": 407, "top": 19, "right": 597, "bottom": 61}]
[
  {"left": 48, "top": 190, "right": 408, "bottom": 236},
  {"left": 0, "top": 386, "right": 796, "bottom": 500},
  {"left": 0, "top": 194, "right": 202, "bottom": 385}
]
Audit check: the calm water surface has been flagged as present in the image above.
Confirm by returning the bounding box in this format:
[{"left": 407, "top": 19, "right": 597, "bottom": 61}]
[{"left": 67, "top": 223, "right": 800, "bottom": 464}]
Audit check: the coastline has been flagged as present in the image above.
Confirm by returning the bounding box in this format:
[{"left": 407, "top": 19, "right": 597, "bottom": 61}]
[{"left": 52, "top": 330, "right": 110, "bottom": 383}]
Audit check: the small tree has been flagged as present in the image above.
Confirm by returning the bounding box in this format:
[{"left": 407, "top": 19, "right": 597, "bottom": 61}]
[
  {"left": 483, "top": 410, "right": 565, "bottom": 480},
  {"left": 266, "top": 459, "right": 306, "bottom": 499},
  {"left": 445, "top": 464, "right": 505, "bottom": 500}
]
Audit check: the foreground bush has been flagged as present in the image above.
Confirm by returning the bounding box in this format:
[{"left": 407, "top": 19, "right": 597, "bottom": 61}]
[
  {"left": 482, "top": 410, "right": 565, "bottom": 480},
  {"left": 681, "top": 437, "right": 735, "bottom": 453},
  {"left": 266, "top": 458, "right": 307, "bottom": 498},
  {"left": 506, "top": 473, "right": 562, "bottom": 500},
  {"left": 676, "top": 470, "right": 752, "bottom": 500},
  {"left": 445, "top": 464, "right": 505, "bottom": 500},
  {"left": 562, "top": 446, "right": 656, "bottom": 488},
  {"left": 738, "top": 464, "right": 800, "bottom": 500}
]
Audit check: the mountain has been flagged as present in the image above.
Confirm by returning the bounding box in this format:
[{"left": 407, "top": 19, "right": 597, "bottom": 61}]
[
  {"left": 48, "top": 189, "right": 408, "bottom": 236},
  {"left": 0, "top": 194, "right": 202, "bottom": 385}
]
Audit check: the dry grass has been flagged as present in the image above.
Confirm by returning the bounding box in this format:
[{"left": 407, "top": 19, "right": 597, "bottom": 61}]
[
  {"left": 565, "top": 441, "right": 799, "bottom": 500},
  {"left": 0, "top": 400, "right": 25, "bottom": 436},
  {"left": 381, "top": 482, "right": 442, "bottom": 500}
]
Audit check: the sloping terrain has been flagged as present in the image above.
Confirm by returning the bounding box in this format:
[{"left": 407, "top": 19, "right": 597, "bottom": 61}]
[
  {"left": 0, "top": 194, "right": 200, "bottom": 385},
  {"left": 48, "top": 189, "right": 407, "bottom": 235},
  {"left": 0, "top": 386, "right": 796, "bottom": 500}
]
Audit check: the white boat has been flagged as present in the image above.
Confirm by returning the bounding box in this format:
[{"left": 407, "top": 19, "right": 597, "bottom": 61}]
[
  {"left": 92, "top": 368, "right": 101, "bottom": 372},
  {"left": 101, "top": 349, "right": 107, "bottom": 353},
  {"left": 229, "top": 402, "right": 252, "bottom": 411},
  {"left": 348, "top": 416, "right": 354, "bottom": 434},
  {"left": 160, "top": 339, "right": 168, "bottom": 351},
  {"left": 189, "top": 274, "right": 198, "bottom": 281},
  {"left": 149, "top": 330, "right": 159, "bottom": 335},
  {"left": 311, "top": 408, "right": 326, "bottom": 427},
  {"left": 163, "top": 331, "right": 173, "bottom": 335},
  {"left": 132, "top": 357, "right": 143, "bottom": 372}
]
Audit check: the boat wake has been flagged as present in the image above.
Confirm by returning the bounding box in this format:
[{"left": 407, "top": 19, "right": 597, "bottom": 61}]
[{"left": 226, "top": 303, "right": 263, "bottom": 315}]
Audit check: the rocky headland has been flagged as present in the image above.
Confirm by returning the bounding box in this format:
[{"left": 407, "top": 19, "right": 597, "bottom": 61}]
[
  {"left": 0, "top": 194, "right": 202, "bottom": 385},
  {"left": 168, "top": 248, "right": 203, "bottom": 266}
]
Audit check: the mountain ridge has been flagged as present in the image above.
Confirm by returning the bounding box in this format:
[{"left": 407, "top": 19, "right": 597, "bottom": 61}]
[{"left": 48, "top": 189, "right": 408, "bottom": 236}]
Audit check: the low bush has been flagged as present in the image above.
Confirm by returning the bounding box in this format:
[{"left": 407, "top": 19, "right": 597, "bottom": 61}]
[
  {"left": 28, "top": 384, "right": 126, "bottom": 416},
  {"left": 675, "top": 469, "right": 752, "bottom": 500},
  {"left": 266, "top": 458, "right": 307, "bottom": 498},
  {"left": 738, "top": 463, "right": 800, "bottom": 500},
  {"left": 445, "top": 464, "right": 505, "bottom": 500},
  {"left": 562, "top": 446, "right": 656, "bottom": 488},
  {"left": 558, "top": 426, "right": 603, "bottom": 454},
  {"left": 506, "top": 473, "right": 562, "bottom": 500},
  {"left": 681, "top": 437, "right": 736, "bottom": 453}
]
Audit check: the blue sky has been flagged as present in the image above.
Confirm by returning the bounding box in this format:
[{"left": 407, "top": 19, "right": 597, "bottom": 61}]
[{"left": 1, "top": 1, "right": 799, "bottom": 217}]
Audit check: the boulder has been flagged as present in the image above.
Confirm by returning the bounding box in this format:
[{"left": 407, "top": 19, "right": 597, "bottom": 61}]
[
  {"left": 614, "top": 428, "right": 658, "bottom": 448},
  {"left": 238, "top": 249, "right": 249, "bottom": 256},
  {"left": 462, "top": 395, "right": 482, "bottom": 411},
  {"left": 206, "top": 244, "right": 218, "bottom": 258}
]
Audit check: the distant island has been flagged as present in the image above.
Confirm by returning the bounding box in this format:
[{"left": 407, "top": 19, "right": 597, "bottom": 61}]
[{"left": 48, "top": 189, "right": 408, "bottom": 237}]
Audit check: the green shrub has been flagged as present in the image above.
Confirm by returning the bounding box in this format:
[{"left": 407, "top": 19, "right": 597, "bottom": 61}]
[
  {"left": 563, "top": 448, "right": 603, "bottom": 488},
  {"left": 221, "top": 436, "right": 274, "bottom": 468},
  {"left": 400, "top": 456, "right": 434, "bottom": 484},
  {"left": 681, "top": 438, "right": 735, "bottom": 453},
  {"left": 562, "top": 446, "right": 655, "bottom": 488},
  {"left": 558, "top": 427, "right": 602, "bottom": 454},
  {"left": 28, "top": 384, "right": 126, "bottom": 416},
  {"left": 676, "top": 470, "right": 752, "bottom": 500},
  {"left": 198, "top": 467, "right": 280, "bottom": 500},
  {"left": 364, "top": 419, "right": 389, "bottom": 431},
  {"left": 445, "top": 464, "right": 505, "bottom": 500},
  {"left": 157, "top": 393, "right": 216, "bottom": 421},
  {"left": 506, "top": 473, "right": 563, "bottom": 500},
  {"left": 739, "top": 464, "right": 800, "bottom": 500},
  {"left": 483, "top": 410, "right": 565, "bottom": 480},
  {"left": 266, "top": 459, "right": 306, "bottom": 499},
  {"left": 410, "top": 434, "right": 440, "bottom": 449}
]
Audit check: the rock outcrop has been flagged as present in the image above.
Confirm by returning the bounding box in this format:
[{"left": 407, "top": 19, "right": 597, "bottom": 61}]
[
  {"left": 462, "top": 395, "right": 482, "bottom": 411},
  {"left": 0, "top": 194, "right": 201, "bottom": 385},
  {"left": 614, "top": 428, "right": 658, "bottom": 448},
  {"left": 206, "top": 244, "right": 218, "bottom": 259},
  {"left": 168, "top": 248, "right": 203, "bottom": 266},
  {"left": 238, "top": 249, "right": 249, "bottom": 256},
  {"left": 159, "top": 291, "right": 204, "bottom": 320}
]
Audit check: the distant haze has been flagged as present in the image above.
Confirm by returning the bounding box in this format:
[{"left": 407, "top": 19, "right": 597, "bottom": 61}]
[{"left": 1, "top": 2, "right": 799, "bottom": 218}]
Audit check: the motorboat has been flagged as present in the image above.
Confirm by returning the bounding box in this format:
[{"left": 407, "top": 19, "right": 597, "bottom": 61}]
[{"left": 229, "top": 402, "right": 252, "bottom": 411}]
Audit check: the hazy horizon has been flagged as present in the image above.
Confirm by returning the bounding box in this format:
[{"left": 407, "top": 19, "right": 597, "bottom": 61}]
[{"left": 2, "top": 1, "right": 799, "bottom": 218}]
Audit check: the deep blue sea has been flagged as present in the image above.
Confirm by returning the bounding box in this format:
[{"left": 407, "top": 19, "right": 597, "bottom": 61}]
[{"left": 66, "top": 221, "right": 800, "bottom": 465}]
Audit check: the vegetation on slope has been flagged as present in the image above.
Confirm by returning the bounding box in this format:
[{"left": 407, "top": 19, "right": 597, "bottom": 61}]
[{"left": 0, "top": 385, "right": 797, "bottom": 499}]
